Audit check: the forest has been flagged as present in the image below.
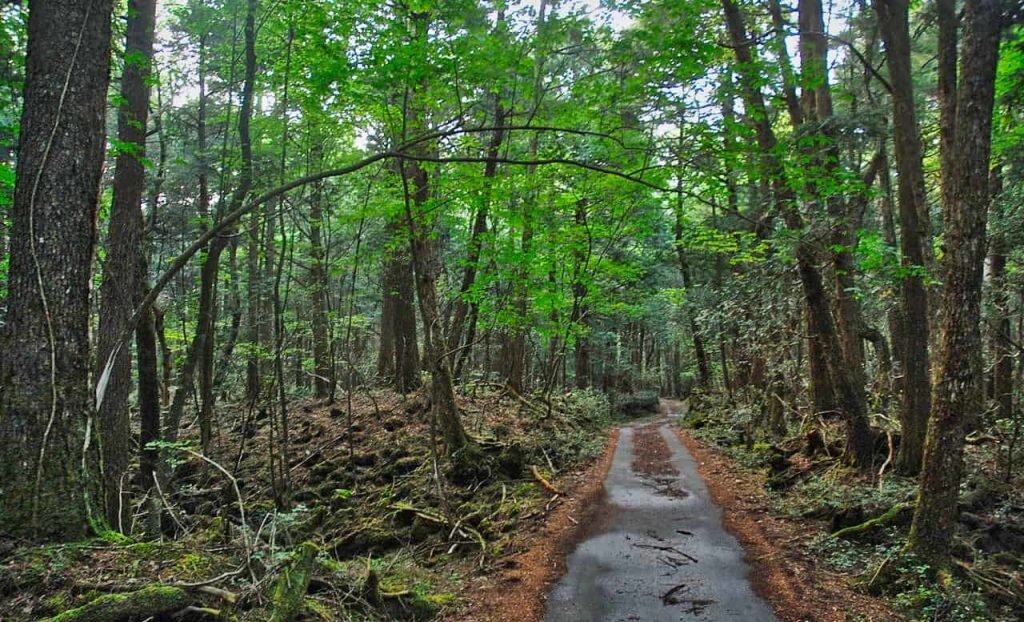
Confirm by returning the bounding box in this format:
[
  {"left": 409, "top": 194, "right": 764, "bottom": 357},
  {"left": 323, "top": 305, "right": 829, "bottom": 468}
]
[{"left": 1, "top": 0, "right": 1023, "bottom": 620}]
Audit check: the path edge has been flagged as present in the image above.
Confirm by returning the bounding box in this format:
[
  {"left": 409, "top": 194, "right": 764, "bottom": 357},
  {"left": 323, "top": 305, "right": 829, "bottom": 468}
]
[{"left": 452, "top": 428, "right": 620, "bottom": 622}]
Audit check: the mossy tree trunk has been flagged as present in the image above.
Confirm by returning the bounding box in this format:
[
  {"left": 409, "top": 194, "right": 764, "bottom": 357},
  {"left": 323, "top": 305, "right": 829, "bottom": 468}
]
[{"left": 908, "top": 0, "right": 1002, "bottom": 567}]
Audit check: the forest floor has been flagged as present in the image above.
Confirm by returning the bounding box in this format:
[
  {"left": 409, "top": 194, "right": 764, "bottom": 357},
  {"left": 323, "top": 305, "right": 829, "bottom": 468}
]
[{"left": 0, "top": 387, "right": 619, "bottom": 621}]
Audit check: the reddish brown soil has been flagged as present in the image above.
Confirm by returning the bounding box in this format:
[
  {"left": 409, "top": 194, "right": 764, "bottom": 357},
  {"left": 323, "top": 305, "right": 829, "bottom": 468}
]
[
  {"left": 673, "top": 426, "right": 902, "bottom": 622},
  {"left": 453, "top": 429, "right": 619, "bottom": 622},
  {"left": 632, "top": 423, "right": 688, "bottom": 498},
  {"left": 632, "top": 423, "right": 679, "bottom": 478}
]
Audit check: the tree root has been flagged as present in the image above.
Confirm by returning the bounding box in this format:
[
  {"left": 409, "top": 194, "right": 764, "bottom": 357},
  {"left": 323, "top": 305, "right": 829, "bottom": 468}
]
[
  {"left": 830, "top": 502, "right": 912, "bottom": 539},
  {"left": 955, "top": 560, "right": 1024, "bottom": 607},
  {"left": 531, "top": 465, "right": 563, "bottom": 495},
  {"left": 388, "top": 502, "right": 487, "bottom": 560}
]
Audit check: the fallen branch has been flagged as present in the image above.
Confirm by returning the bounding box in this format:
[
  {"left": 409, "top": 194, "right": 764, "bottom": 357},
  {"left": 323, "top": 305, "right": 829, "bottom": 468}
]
[
  {"left": 531, "top": 465, "right": 563, "bottom": 495},
  {"left": 48, "top": 586, "right": 190, "bottom": 622}
]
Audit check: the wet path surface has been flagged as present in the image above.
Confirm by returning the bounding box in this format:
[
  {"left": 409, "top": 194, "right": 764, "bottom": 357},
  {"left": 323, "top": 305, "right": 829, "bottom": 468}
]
[{"left": 544, "top": 418, "right": 777, "bottom": 621}]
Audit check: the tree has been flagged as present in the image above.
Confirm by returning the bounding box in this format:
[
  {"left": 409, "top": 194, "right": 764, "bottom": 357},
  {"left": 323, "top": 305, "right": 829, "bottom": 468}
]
[
  {"left": 873, "top": 0, "right": 933, "bottom": 475},
  {"left": 96, "top": 0, "right": 159, "bottom": 532},
  {"left": 908, "top": 0, "right": 1004, "bottom": 568},
  {"left": 0, "top": 0, "right": 115, "bottom": 539},
  {"left": 721, "top": 0, "right": 875, "bottom": 468}
]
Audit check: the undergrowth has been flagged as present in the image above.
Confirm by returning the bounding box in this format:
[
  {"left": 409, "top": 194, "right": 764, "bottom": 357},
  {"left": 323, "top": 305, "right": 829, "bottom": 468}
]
[{"left": 0, "top": 388, "right": 616, "bottom": 621}]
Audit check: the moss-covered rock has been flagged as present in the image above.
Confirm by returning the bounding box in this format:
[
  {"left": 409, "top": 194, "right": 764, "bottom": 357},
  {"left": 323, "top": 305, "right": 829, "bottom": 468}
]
[{"left": 47, "top": 585, "right": 189, "bottom": 622}]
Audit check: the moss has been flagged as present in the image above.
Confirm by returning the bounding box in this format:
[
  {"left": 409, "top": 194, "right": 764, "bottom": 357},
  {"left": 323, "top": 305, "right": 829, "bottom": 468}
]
[
  {"left": 831, "top": 502, "right": 913, "bottom": 539},
  {"left": 47, "top": 585, "right": 189, "bottom": 622},
  {"left": 269, "top": 541, "right": 319, "bottom": 622},
  {"left": 420, "top": 591, "right": 455, "bottom": 606},
  {"left": 172, "top": 551, "right": 213, "bottom": 578},
  {"left": 124, "top": 541, "right": 162, "bottom": 558},
  {"left": 42, "top": 592, "right": 70, "bottom": 614},
  {"left": 305, "top": 598, "right": 338, "bottom": 621}
]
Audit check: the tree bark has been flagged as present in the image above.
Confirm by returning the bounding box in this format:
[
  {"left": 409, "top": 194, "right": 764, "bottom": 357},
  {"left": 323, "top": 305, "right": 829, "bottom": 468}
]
[
  {"left": 874, "top": 0, "right": 932, "bottom": 475},
  {"left": 308, "top": 167, "right": 333, "bottom": 399},
  {"left": 95, "top": 0, "right": 158, "bottom": 531},
  {"left": 0, "top": 0, "right": 114, "bottom": 540},
  {"left": 136, "top": 265, "right": 162, "bottom": 539},
  {"left": 908, "top": 0, "right": 1002, "bottom": 567},
  {"left": 379, "top": 215, "right": 421, "bottom": 393}
]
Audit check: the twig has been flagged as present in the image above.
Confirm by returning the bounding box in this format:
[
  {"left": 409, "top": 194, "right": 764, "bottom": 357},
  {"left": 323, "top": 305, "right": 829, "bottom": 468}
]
[
  {"left": 153, "top": 472, "right": 189, "bottom": 535},
  {"left": 182, "top": 449, "right": 255, "bottom": 582}
]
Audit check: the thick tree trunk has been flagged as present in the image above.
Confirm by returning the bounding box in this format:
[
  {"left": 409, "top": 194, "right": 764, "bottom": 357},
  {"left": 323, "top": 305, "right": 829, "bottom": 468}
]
[
  {"left": 874, "top": 0, "right": 932, "bottom": 475},
  {"left": 908, "top": 0, "right": 1001, "bottom": 567},
  {"left": 95, "top": 0, "right": 158, "bottom": 531},
  {"left": 0, "top": 0, "right": 113, "bottom": 540}
]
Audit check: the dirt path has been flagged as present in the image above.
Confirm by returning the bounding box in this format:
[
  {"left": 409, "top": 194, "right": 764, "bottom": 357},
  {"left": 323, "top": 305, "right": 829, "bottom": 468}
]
[{"left": 544, "top": 414, "right": 777, "bottom": 621}]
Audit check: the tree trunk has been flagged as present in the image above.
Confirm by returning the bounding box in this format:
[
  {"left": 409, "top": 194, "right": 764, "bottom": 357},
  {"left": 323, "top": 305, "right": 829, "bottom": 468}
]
[
  {"left": 308, "top": 171, "right": 333, "bottom": 399},
  {"left": 379, "top": 216, "right": 421, "bottom": 393},
  {"left": 987, "top": 168, "right": 1012, "bottom": 424},
  {"left": 874, "top": 0, "right": 932, "bottom": 476},
  {"left": 405, "top": 159, "right": 471, "bottom": 453},
  {"left": 95, "top": 0, "right": 158, "bottom": 531},
  {"left": 674, "top": 220, "right": 711, "bottom": 388},
  {"left": 136, "top": 265, "right": 162, "bottom": 539},
  {"left": 0, "top": 0, "right": 114, "bottom": 540},
  {"left": 398, "top": 23, "right": 472, "bottom": 453},
  {"left": 878, "top": 145, "right": 906, "bottom": 407},
  {"left": 908, "top": 0, "right": 1002, "bottom": 567},
  {"left": 448, "top": 98, "right": 505, "bottom": 373}
]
